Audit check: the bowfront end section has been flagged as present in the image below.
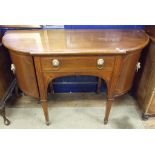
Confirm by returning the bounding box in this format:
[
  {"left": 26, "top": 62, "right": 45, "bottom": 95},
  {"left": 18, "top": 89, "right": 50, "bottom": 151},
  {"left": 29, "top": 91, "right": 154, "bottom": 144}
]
[{"left": 9, "top": 50, "right": 39, "bottom": 98}]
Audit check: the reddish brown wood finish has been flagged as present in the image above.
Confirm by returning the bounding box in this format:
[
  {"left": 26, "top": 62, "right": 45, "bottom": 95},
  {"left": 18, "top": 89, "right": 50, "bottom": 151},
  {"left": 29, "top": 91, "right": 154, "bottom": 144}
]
[
  {"left": 2, "top": 29, "right": 149, "bottom": 125},
  {"left": 2, "top": 30, "right": 148, "bottom": 55},
  {"left": 9, "top": 51, "right": 39, "bottom": 98},
  {"left": 115, "top": 50, "right": 142, "bottom": 95},
  {"left": 41, "top": 56, "right": 115, "bottom": 72}
]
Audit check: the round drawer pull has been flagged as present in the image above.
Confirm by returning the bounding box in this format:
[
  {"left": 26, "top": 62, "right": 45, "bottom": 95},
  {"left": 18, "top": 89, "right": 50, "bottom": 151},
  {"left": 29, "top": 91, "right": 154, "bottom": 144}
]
[
  {"left": 97, "top": 58, "right": 104, "bottom": 69},
  {"left": 52, "top": 59, "right": 60, "bottom": 67}
]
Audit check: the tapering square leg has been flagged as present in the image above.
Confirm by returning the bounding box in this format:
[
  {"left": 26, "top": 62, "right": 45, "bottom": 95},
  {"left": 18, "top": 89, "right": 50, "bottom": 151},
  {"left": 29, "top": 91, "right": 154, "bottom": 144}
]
[
  {"left": 104, "top": 98, "right": 114, "bottom": 124},
  {"left": 41, "top": 100, "right": 49, "bottom": 125}
]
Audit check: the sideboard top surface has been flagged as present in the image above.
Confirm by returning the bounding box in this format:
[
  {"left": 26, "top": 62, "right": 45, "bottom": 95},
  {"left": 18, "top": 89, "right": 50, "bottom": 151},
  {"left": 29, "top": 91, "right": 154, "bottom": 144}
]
[{"left": 2, "top": 29, "right": 149, "bottom": 55}]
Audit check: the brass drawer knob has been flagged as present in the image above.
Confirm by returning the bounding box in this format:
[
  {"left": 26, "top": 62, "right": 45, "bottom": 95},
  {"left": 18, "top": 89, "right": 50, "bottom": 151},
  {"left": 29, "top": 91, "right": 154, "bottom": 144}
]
[
  {"left": 97, "top": 58, "right": 104, "bottom": 69},
  {"left": 52, "top": 59, "right": 60, "bottom": 67}
]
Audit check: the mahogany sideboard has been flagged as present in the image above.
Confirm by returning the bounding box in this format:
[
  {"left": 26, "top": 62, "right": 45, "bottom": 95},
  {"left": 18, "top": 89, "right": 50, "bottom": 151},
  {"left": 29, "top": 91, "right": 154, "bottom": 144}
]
[
  {"left": 2, "top": 29, "right": 149, "bottom": 125},
  {"left": 134, "top": 26, "right": 155, "bottom": 120}
]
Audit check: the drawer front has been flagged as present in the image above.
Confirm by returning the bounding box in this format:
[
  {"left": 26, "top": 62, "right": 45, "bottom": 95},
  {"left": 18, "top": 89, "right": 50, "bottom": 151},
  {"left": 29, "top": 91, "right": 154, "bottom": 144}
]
[{"left": 41, "top": 56, "right": 115, "bottom": 72}]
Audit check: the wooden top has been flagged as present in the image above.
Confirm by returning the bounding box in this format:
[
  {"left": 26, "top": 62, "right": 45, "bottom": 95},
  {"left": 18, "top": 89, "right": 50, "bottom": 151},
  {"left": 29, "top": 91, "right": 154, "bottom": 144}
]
[{"left": 2, "top": 29, "right": 149, "bottom": 55}]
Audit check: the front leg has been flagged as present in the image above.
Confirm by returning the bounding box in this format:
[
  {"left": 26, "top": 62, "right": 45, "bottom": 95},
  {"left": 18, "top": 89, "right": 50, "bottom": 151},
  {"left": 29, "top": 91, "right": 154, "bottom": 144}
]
[
  {"left": 103, "top": 56, "right": 123, "bottom": 124},
  {"left": 34, "top": 57, "right": 50, "bottom": 125},
  {"left": 104, "top": 98, "right": 114, "bottom": 124},
  {"left": 41, "top": 100, "right": 49, "bottom": 125}
]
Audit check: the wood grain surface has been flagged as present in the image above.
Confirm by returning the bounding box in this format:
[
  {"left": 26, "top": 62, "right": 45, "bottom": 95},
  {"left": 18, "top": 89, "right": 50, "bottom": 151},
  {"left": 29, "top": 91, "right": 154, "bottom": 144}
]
[
  {"left": 2, "top": 29, "right": 149, "bottom": 125},
  {"left": 2, "top": 30, "right": 149, "bottom": 55}
]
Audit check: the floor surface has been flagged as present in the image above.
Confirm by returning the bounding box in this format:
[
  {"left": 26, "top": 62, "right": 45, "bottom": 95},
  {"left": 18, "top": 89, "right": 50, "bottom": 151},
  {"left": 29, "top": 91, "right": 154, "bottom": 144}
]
[{"left": 0, "top": 93, "right": 154, "bottom": 129}]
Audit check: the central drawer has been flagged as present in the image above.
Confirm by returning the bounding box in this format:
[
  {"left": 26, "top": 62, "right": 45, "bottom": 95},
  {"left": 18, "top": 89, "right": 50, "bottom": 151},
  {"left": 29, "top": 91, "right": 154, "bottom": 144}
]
[{"left": 40, "top": 56, "right": 115, "bottom": 72}]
